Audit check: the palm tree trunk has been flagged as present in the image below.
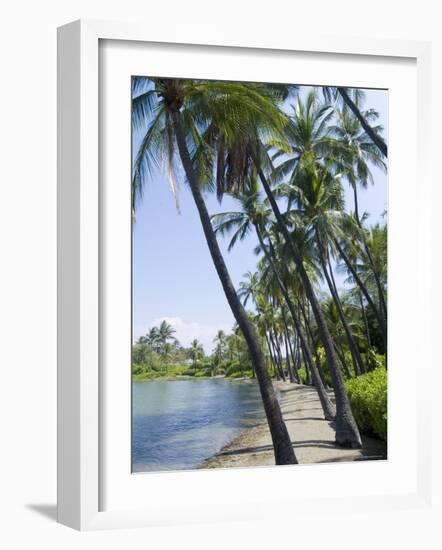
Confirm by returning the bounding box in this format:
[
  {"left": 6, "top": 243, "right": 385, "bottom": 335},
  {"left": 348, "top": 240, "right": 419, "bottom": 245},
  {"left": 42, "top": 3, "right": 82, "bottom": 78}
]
[
  {"left": 257, "top": 169, "right": 360, "bottom": 447},
  {"left": 297, "top": 300, "right": 331, "bottom": 387},
  {"left": 270, "top": 329, "right": 286, "bottom": 382},
  {"left": 293, "top": 338, "right": 303, "bottom": 382},
  {"left": 171, "top": 110, "right": 297, "bottom": 464},
  {"left": 290, "top": 338, "right": 301, "bottom": 382},
  {"left": 283, "top": 331, "right": 295, "bottom": 383},
  {"left": 352, "top": 186, "right": 388, "bottom": 325},
  {"left": 255, "top": 227, "right": 336, "bottom": 420},
  {"left": 264, "top": 332, "right": 278, "bottom": 378},
  {"left": 333, "top": 237, "right": 387, "bottom": 351},
  {"left": 335, "top": 341, "right": 352, "bottom": 379},
  {"left": 281, "top": 309, "right": 300, "bottom": 384},
  {"left": 338, "top": 87, "right": 387, "bottom": 157},
  {"left": 299, "top": 301, "right": 318, "bottom": 366},
  {"left": 280, "top": 309, "right": 295, "bottom": 383},
  {"left": 269, "top": 335, "right": 281, "bottom": 380},
  {"left": 317, "top": 238, "right": 364, "bottom": 376},
  {"left": 359, "top": 289, "right": 372, "bottom": 351}
]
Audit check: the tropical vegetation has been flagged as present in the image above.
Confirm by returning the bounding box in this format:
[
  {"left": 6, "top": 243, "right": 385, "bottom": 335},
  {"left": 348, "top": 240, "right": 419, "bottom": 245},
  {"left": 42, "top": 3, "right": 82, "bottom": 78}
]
[
  {"left": 132, "top": 321, "right": 254, "bottom": 380},
  {"left": 132, "top": 77, "right": 388, "bottom": 464}
]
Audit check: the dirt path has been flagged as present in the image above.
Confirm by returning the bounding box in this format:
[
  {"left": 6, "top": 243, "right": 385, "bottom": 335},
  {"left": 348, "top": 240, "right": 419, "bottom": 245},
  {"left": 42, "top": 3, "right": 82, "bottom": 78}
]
[{"left": 200, "top": 382, "right": 386, "bottom": 469}]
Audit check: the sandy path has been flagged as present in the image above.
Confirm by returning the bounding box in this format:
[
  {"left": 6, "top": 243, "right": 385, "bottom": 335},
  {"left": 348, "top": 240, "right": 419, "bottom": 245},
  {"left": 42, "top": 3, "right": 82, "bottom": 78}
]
[{"left": 200, "top": 381, "right": 386, "bottom": 469}]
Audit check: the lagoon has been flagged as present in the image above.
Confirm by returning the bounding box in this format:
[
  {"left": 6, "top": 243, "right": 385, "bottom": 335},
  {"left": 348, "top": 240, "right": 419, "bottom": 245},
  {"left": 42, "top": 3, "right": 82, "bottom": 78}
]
[{"left": 132, "top": 378, "right": 266, "bottom": 472}]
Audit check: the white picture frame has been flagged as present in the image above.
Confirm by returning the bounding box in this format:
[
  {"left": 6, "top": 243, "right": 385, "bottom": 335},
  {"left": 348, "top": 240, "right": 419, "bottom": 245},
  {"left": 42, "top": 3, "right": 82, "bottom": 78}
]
[{"left": 57, "top": 19, "right": 432, "bottom": 531}]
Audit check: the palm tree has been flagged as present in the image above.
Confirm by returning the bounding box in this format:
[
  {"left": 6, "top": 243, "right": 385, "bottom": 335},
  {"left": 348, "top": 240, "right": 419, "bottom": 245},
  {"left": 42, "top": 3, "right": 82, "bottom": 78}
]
[
  {"left": 212, "top": 330, "right": 228, "bottom": 375},
  {"left": 157, "top": 320, "right": 177, "bottom": 347},
  {"left": 256, "top": 94, "right": 362, "bottom": 447},
  {"left": 323, "top": 86, "right": 387, "bottom": 157},
  {"left": 237, "top": 271, "right": 260, "bottom": 306},
  {"left": 188, "top": 339, "right": 204, "bottom": 363},
  {"left": 144, "top": 326, "right": 160, "bottom": 352},
  {"left": 284, "top": 157, "right": 365, "bottom": 376},
  {"left": 132, "top": 77, "right": 296, "bottom": 465},
  {"left": 213, "top": 329, "right": 227, "bottom": 347},
  {"left": 213, "top": 180, "right": 336, "bottom": 420},
  {"left": 332, "top": 216, "right": 387, "bottom": 350},
  {"left": 331, "top": 108, "right": 388, "bottom": 343},
  {"left": 161, "top": 342, "right": 175, "bottom": 374},
  {"left": 321, "top": 297, "right": 352, "bottom": 378}
]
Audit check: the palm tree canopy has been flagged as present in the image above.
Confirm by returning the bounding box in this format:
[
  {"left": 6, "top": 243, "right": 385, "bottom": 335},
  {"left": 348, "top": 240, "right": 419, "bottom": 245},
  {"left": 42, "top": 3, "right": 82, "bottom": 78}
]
[{"left": 132, "top": 77, "right": 290, "bottom": 211}]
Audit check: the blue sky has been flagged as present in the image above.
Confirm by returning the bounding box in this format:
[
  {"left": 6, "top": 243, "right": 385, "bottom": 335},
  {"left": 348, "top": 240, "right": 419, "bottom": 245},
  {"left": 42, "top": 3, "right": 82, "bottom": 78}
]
[{"left": 132, "top": 84, "right": 388, "bottom": 352}]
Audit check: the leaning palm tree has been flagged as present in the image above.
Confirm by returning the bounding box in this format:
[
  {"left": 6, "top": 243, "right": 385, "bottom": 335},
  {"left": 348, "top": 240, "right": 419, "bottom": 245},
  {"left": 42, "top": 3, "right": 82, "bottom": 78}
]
[
  {"left": 132, "top": 77, "right": 296, "bottom": 465},
  {"left": 284, "top": 156, "right": 365, "bottom": 376},
  {"left": 353, "top": 222, "right": 388, "bottom": 333},
  {"left": 333, "top": 214, "right": 387, "bottom": 349},
  {"left": 331, "top": 108, "right": 388, "bottom": 342},
  {"left": 254, "top": 94, "right": 362, "bottom": 447},
  {"left": 323, "top": 86, "right": 387, "bottom": 157},
  {"left": 212, "top": 178, "right": 336, "bottom": 420}
]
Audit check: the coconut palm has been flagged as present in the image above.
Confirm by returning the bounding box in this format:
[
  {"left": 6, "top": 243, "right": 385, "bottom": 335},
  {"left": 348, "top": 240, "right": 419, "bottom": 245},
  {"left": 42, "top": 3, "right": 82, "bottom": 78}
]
[
  {"left": 283, "top": 156, "right": 365, "bottom": 376},
  {"left": 157, "top": 320, "right": 177, "bottom": 348},
  {"left": 188, "top": 339, "right": 204, "bottom": 363},
  {"left": 331, "top": 108, "right": 388, "bottom": 340},
  {"left": 323, "top": 86, "right": 387, "bottom": 157},
  {"left": 331, "top": 108, "right": 386, "bottom": 219},
  {"left": 132, "top": 77, "right": 296, "bottom": 464},
  {"left": 237, "top": 271, "right": 260, "bottom": 306},
  {"left": 213, "top": 330, "right": 227, "bottom": 355},
  {"left": 144, "top": 326, "right": 160, "bottom": 351},
  {"left": 256, "top": 95, "right": 362, "bottom": 447},
  {"left": 332, "top": 214, "right": 387, "bottom": 349},
  {"left": 213, "top": 180, "right": 336, "bottom": 420},
  {"left": 161, "top": 342, "right": 176, "bottom": 374}
]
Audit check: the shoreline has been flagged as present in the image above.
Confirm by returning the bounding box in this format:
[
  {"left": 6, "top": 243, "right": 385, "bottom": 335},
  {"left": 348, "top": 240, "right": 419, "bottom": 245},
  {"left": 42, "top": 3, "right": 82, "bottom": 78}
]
[
  {"left": 132, "top": 374, "right": 254, "bottom": 382},
  {"left": 199, "top": 381, "right": 387, "bottom": 469}
]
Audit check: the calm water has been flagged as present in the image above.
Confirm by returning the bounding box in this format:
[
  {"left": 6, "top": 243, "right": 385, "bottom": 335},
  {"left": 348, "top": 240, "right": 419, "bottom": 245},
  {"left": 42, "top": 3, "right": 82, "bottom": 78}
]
[{"left": 132, "top": 379, "right": 266, "bottom": 472}]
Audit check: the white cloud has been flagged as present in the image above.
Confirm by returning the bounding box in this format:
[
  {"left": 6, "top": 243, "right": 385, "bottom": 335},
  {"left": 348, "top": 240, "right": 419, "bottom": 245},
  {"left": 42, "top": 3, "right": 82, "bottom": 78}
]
[{"left": 135, "top": 316, "right": 231, "bottom": 353}]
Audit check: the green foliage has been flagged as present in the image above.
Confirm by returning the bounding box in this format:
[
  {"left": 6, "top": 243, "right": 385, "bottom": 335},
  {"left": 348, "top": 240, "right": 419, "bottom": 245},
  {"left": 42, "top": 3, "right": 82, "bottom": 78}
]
[
  {"left": 225, "top": 362, "right": 241, "bottom": 377},
  {"left": 131, "top": 363, "right": 144, "bottom": 376},
  {"left": 297, "top": 367, "right": 308, "bottom": 384},
  {"left": 194, "top": 367, "right": 213, "bottom": 378},
  {"left": 345, "top": 367, "right": 387, "bottom": 441},
  {"left": 225, "top": 361, "right": 252, "bottom": 377},
  {"left": 366, "top": 307, "right": 386, "bottom": 354},
  {"left": 365, "top": 349, "right": 385, "bottom": 370},
  {"left": 229, "top": 370, "right": 254, "bottom": 379}
]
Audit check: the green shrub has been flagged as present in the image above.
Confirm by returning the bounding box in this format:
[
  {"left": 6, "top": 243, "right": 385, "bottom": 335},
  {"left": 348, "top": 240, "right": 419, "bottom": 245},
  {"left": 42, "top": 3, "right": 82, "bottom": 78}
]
[
  {"left": 229, "top": 370, "right": 253, "bottom": 379},
  {"left": 225, "top": 362, "right": 251, "bottom": 377},
  {"left": 225, "top": 362, "right": 241, "bottom": 376},
  {"left": 297, "top": 367, "right": 307, "bottom": 384},
  {"left": 365, "top": 350, "right": 386, "bottom": 371},
  {"left": 131, "top": 363, "right": 144, "bottom": 375},
  {"left": 194, "top": 368, "right": 212, "bottom": 378},
  {"left": 345, "top": 367, "right": 387, "bottom": 441}
]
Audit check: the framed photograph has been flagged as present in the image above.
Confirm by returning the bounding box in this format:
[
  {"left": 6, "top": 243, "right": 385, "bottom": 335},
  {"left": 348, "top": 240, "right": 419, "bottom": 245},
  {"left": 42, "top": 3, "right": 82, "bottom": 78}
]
[{"left": 57, "top": 19, "right": 432, "bottom": 530}]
